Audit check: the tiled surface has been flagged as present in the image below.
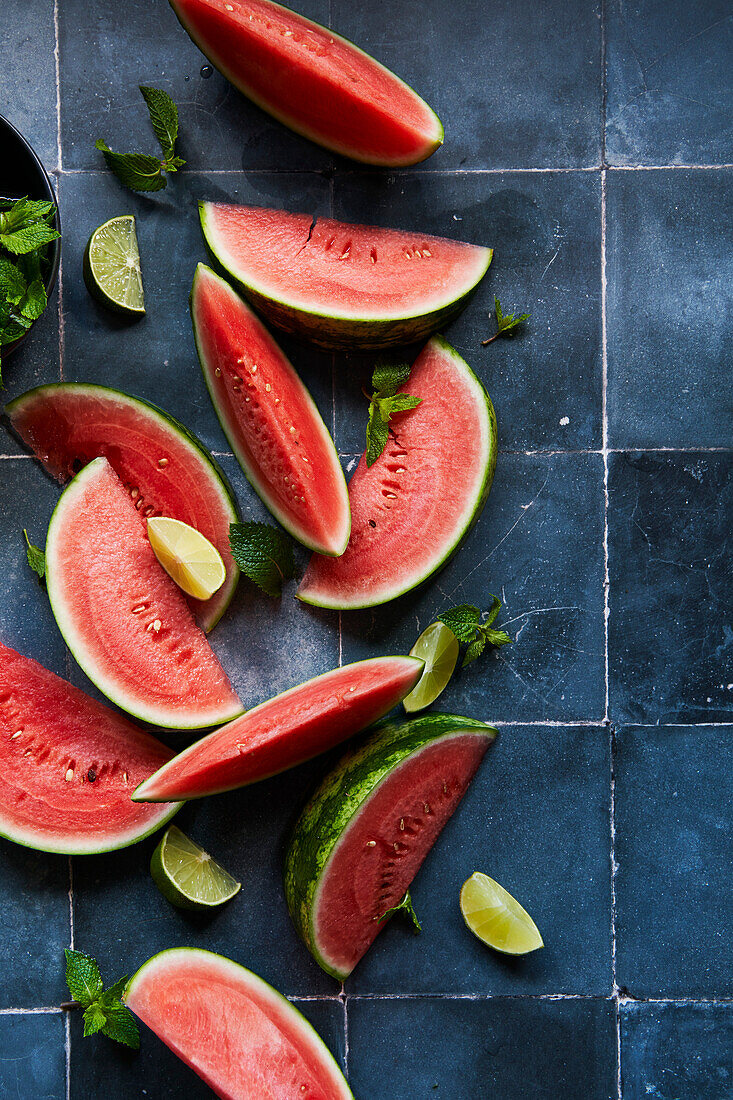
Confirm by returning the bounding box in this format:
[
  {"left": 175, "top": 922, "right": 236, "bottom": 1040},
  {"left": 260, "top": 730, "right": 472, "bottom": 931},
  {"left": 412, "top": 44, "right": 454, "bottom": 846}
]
[{"left": 0, "top": 0, "right": 731, "bottom": 1096}]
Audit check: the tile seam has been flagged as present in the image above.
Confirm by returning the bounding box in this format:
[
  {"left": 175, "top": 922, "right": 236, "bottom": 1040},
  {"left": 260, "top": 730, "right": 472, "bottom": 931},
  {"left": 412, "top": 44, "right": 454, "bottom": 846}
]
[
  {"left": 53, "top": 0, "right": 62, "bottom": 174},
  {"left": 56, "top": 164, "right": 733, "bottom": 176}
]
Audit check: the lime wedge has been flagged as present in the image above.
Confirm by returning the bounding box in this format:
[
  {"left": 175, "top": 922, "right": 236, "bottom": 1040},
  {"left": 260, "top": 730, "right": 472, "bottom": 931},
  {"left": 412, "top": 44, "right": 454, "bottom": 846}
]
[
  {"left": 83, "top": 215, "right": 145, "bottom": 316},
  {"left": 402, "top": 621, "right": 459, "bottom": 713},
  {"left": 147, "top": 516, "right": 226, "bottom": 601},
  {"left": 460, "top": 872, "right": 543, "bottom": 955},
  {"left": 150, "top": 826, "right": 241, "bottom": 911}
]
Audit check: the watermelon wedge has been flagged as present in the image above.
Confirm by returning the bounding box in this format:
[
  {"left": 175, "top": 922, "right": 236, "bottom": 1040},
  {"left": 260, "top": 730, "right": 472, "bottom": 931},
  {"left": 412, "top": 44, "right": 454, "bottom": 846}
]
[
  {"left": 124, "top": 948, "right": 352, "bottom": 1099},
  {"left": 45, "top": 457, "right": 242, "bottom": 729},
  {"left": 0, "top": 642, "right": 180, "bottom": 854},
  {"left": 200, "top": 203, "right": 493, "bottom": 349},
  {"left": 285, "top": 714, "right": 496, "bottom": 980},
  {"left": 133, "top": 655, "right": 422, "bottom": 802},
  {"left": 168, "top": 0, "right": 442, "bottom": 167},
  {"left": 5, "top": 383, "right": 239, "bottom": 632},
  {"left": 298, "top": 337, "right": 497, "bottom": 609},
  {"left": 191, "top": 264, "right": 349, "bottom": 556}
]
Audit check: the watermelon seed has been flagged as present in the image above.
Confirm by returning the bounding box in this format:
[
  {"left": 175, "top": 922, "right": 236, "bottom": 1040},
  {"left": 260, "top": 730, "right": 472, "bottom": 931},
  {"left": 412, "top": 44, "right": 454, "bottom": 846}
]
[
  {"left": 404, "top": 250, "right": 412, "bottom": 260},
  {"left": 11, "top": 730, "right": 22, "bottom": 740},
  {"left": 400, "top": 818, "right": 405, "bottom": 830},
  {"left": 87, "top": 769, "right": 97, "bottom": 783},
  {"left": 367, "top": 840, "right": 376, "bottom": 847},
  {"left": 369, "top": 519, "right": 376, "bottom": 527},
  {"left": 370, "top": 249, "right": 377, "bottom": 264},
  {"left": 130, "top": 487, "right": 140, "bottom": 499},
  {"left": 415, "top": 250, "right": 422, "bottom": 259},
  {"left": 132, "top": 604, "right": 146, "bottom": 614},
  {"left": 275, "top": 397, "right": 280, "bottom": 404},
  {"left": 157, "top": 458, "right": 169, "bottom": 469},
  {"left": 265, "top": 383, "right": 271, "bottom": 391},
  {"left": 143, "top": 505, "right": 155, "bottom": 517},
  {"left": 339, "top": 243, "right": 351, "bottom": 260},
  {"left": 122, "top": 772, "right": 129, "bottom": 784},
  {"left": 290, "top": 426, "right": 296, "bottom": 433},
  {"left": 65, "top": 767, "right": 74, "bottom": 782},
  {"left": 424, "top": 803, "right": 431, "bottom": 814},
  {"left": 422, "top": 248, "right": 432, "bottom": 257}
]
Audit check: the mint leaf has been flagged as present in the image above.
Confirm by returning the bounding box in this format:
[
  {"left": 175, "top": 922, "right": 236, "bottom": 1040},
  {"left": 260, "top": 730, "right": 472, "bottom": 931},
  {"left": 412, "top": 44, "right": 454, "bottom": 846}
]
[
  {"left": 23, "top": 530, "right": 46, "bottom": 581},
  {"left": 0, "top": 258, "right": 27, "bottom": 302},
  {"left": 64, "top": 949, "right": 103, "bottom": 1006},
  {"left": 20, "top": 279, "right": 47, "bottom": 321},
  {"left": 139, "top": 85, "right": 179, "bottom": 160},
  {"left": 102, "top": 976, "right": 130, "bottom": 1004},
  {"left": 383, "top": 393, "right": 422, "bottom": 415},
  {"left": 0, "top": 222, "right": 60, "bottom": 255},
  {"left": 364, "top": 360, "right": 422, "bottom": 467},
  {"left": 482, "top": 296, "right": 529, "bottom": 346},
  {"left": 365, "top": 402, "right": 389, "bottom": 468},
  {"left": 439, "top": 596, "right": 512, "bottom": 668},
  {"left": 438, "top": 603, "right": 480, "bottom": 645},
  {"left": 377, "top": 891, "right": 422, "bottom": 933},
  {"left": 95, "top": 142, "right": 167, "bottom": 192},
  {"left": 100, "top": 1003, "right": 140, "bottom": 1049},
  {"left": 372, "top": 360, "right": 411, "bottom": 397},
  {"left": 229, "top": 521, "right": 295, "bottom": 598},
  {"left": 82, "top": 1003, "right": 108, "bottom": 1037}
]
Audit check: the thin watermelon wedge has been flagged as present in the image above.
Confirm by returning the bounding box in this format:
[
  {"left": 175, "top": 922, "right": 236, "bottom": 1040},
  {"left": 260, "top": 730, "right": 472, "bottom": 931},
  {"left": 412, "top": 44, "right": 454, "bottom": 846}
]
[
  {"left": 5, "top": 383, "right": 239, "bottom": 632},
  {"left": 124, "top": 948, "right": 353, "bottom": 1099},
  {"left": 191, "top": 264, "right": 349, "bottom": 556},
  {"left": 285, "top": 714, "right": 496, "bottom": 980},
  {"left": 0, "top": 642, "right": 181, "bottom": 854},
  {"left": 45, "top": 457, "right": 243, "bottom": 730},
  {"left": 200, "top": 203, "right": 493, "bottom": 349},
  {"left": 168, "top": 0, "right": 442, "bottom": 167},
  {"left": 133, "top": 655, "right": 422, "bottom": 802},
  {"left": 298, "top": 337, "right": 498, "bottom": 609}
]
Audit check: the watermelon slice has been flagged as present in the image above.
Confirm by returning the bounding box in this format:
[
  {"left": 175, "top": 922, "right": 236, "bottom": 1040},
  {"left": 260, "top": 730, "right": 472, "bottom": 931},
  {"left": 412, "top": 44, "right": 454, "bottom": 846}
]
[
  {"left": 45, "top": 457, "right": 242, "bottom": 729},
  {"left": 5, "top": 383, "right": 239, "bottom": 632},
  {"left": 124, "top": 948, "right": 352, "bottom": 1099},
  {"left": 191, "top": 264, "right": 349, "bottom": 556},
  {"left": 285, "top": 714, "right": 496, "bottom": 979},
  {"left": 133, "top": 655, "right": 422, "bottom": 802},
  {"left": 0, "top": 642, "right": 180, "bottom": 854},
  {"left": 200, "top": 203, "right": 493, "bottom": 349},
  {"left": 298, "top": 337, "right": 497, "bottom": 609},
  {"left": 168, "top": 0, "right": 442, "bottom": 167}
]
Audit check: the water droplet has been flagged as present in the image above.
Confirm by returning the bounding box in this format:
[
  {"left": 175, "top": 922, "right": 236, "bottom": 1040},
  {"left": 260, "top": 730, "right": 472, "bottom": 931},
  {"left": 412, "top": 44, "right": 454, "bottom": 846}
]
[{"left": 200, "top": 64, "right": 213, "bottom": 78}]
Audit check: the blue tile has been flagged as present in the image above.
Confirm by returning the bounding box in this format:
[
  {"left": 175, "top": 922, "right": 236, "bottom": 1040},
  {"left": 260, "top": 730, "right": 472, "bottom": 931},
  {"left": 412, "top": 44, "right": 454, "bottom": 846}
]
[
  {"left": 606, "top": 0, "right": 733, "bottom": 166},
  {"left": 347, "top": 724, "right": 611, "bottom": 995},
  {"left": 340, "top": 453, "right": 606, "bottom": 724},
  {"left": 0, "top": 1013, "right": 66, "bottom": 1100},
  {"left": 333, "top": 169, "right": 602, "bottom": 452},
  {"left": 608, "top": 452, "right": 733, "bottom": 725},
  {"left": 620, "top": 1001, "right": 733, "bottom": 1100},
  {"left": 331, "top": 0, "right": 602, "bottom": 170},
  {"left": 58, "top": 0, "right": 333, "bottom": 171},
  {"left": 70, "top": 994, "right": 344, "bottom": 1097},
  {"left": 58, "top": 169, "right": 332, "bottom": 458},
  {"left": 0, "top": 0, "right": 59, "bottom": 172},
  {"left": 606, "top": 169, "right": 733, "bottom": 449},
  {"left": 347, "top": 997, "right": 617, "bottom": 1099},
  {"left": 615, "top": 725, "right": 733, "bottom": 997},
  {"left": 1, "top": 292, "right": 61, "bottom": 440}
]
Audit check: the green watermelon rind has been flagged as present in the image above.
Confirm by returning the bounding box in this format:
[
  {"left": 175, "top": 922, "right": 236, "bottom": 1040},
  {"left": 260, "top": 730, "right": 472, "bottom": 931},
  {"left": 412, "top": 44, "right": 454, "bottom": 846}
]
[
  {"left": 168, "top": 0, "right": 443, "bottom": 167},
  {"left": 297, "top": 336, "right": 499, "bottom": 610},
  {"left": 284, "top": 713, "right": 497, "bottom": 980},
  {"left": 189, "top": 263, "right": 351, "bottom": 556},
  {"left": 199, "top": 202, "right": 493, "bottom": 350},
  {"left": 124, "top": 947, "right": 354, "bottom": 1098},
  {"left": 0, "top": 799, "right": 181, "bottom": 857},
  {"left": 5, "top": 382, "right": 241, "bottom": 633}
]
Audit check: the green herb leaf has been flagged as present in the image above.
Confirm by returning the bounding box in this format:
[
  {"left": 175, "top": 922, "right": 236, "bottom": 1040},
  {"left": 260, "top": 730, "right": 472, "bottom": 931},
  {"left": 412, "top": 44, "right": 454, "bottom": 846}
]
[
  {"left": 101, "top": 976, "right": 130, "bottom": 1004},
  {"left": 82, "top": 1003, "right": 108, "bottom": 1037},
  {"left": 23, "top": 530, "right": 46, "bottom": 581},
  {"left": 377, "top": 891, "right": 422, "bottom": 933},
  {"left": 0, "top": 258, "right": 27, "bottom": 302},
  {"left": 364, "top": 360, "right": 422, "bottom": 467},
  {"left": 139, "top": 85, "right": 179, "bottom": 160},
  {"left": 0, "top": 222, "right": 60, "bottom": 256},
  {"left": 482, "top": 296, "right": 529, "bottom": 346},
  {"left": 229, "top": 521, "right": 296, "bottom": 598},
  {"left": 439, "top": 596, "right": 513, "bottom": 668},
  {"left": 20, "top": 279, "right": 47, "bottom": 321},
  {"left": 100, "top": 1003, "right": 140, "bottom": 1049},
  {"left": 64, "top": 949, "right": 104, "bottom": 1007},
  {"left": 365, "top": 402, "right": 389, "bottom": 468},
  {"left": 94, "top": 142, "right": 167, "bottom": 192},
  {"left": 372, "top": 360, "right": 411, "bottom": 397}
]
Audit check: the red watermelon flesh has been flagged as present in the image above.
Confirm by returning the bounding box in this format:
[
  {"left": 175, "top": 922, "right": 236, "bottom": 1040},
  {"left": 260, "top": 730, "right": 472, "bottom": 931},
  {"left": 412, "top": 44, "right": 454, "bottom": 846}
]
[
  {"left": 298, "top": 337, "right": 498, "bottom": 609},
  {"left": 6, "top": 383, "right": 239, "bottom": 632},
  {"left": 314, "top": 732, "right": 489, "bottom": 978},
  {"left": 168, "top": 0, "right": 442, "bottom": 166},
  {"left": 133, "top": 655, "right": 422, "bottom": 801},
  {"left": 45, "top": 457, "right": 242, "bottom": 730},
  {"left": 191, "top": 264, "right": 349, "bottom": 556},
  {"left": 0, "top": 642, "right": 180, "bottom": 854},
  {"left": 125, "top": 948, "right": 353, "bottom": 1100}
]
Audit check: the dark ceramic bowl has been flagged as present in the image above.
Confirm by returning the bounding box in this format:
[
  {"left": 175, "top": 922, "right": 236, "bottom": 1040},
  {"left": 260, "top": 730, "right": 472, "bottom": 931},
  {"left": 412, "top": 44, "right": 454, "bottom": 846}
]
[{"left": 0, "top": 114, "right": 61, "bottom": 359}]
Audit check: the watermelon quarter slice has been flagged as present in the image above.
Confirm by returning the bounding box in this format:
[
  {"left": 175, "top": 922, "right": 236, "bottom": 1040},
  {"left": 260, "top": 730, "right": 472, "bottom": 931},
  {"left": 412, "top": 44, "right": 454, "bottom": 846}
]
[
  {"left": 298, "top": 337, "right": 498, "bottom": 609},
  {"left": 169, "top": 0, "right": 442, "bottom": 167},
  {"left": 285, "top": 714, "right": 496, "bottom": 979},
  {"left": 124, "top": 948, "right": 353, "bottom": 1099},
  {"left": 6, "top": 382, "right": 239, "bottom": 632},
  {"left": 45, "top": 457, "right": 242, "bottom": 730},
  {"left": 0, "top": 642, "right": 180, "bottom": 854},
  {"left": 133, "top": 655, "right": 422, "bottom": 802},
  {"left": 191, "top": 264, "right": 349, "bottom": 555},
  {"left": 200, "top": 203, "right": 493, "bottom": 349}
]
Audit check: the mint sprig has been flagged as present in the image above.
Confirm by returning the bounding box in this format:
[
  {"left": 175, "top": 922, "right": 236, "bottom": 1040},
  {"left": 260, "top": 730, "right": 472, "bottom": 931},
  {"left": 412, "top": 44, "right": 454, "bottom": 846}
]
[
  {"left": 96, "top": 86, "right": 185, "bottom": 192},
  {"left": 63, "top": 949, "right": 139, "bottom": 1049},
  {"left": 439, "top": 596, "right": 513, "bottom": 666},
  {"left": 482, "top": 296, "right": 529, "bottom": 346},
  {"left": 0, "top": 198, "right": 59, "bottom": 384},
  {"left": 229, "top": 521, "right": 295, "bottom": 598},
  {"left": 377, "top": 891, "right": 422, "bottom": 933},
  {"left": 364, "top": 360, "right": 422, "bottom": 467},
  {"left": 23, "top": 530, "right": 46, "bottom": 581}
]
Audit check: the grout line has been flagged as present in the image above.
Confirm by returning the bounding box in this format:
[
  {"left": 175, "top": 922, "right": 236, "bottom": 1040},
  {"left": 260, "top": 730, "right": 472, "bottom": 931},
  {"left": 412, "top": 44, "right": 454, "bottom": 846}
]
[
  {"left": 342, "top": 994, "right": 349, "bottom": 1079},
  {"left": 53, "top": 0, "right": 62, "bottom": 174},
  {"left": 55, "top": 164, "right": 733, "bottom": 177},
  {"left": 0, "top": 1007, "right": 63, "bottom": 1016},
  {"left": 67, "top": 856, "right": 74, "bottom": 950},
  {"left": 609, "top": 163, "right": 733, "bottom": 171},
  {"left": 600, "top": 0, "right": 607, "bottom": 170},
  {"left": 342, "top": 992, "right": 733, "bottom": 1004},
  {"left": 601, "top": 168, "right": 610, "bottom": 726},
  {"left": 64, "top": 1012, "right": 71, "bottom": 1100}
]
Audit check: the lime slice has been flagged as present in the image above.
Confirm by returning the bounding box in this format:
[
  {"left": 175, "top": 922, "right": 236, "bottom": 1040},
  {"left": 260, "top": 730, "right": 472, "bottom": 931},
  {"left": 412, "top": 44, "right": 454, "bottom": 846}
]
[
  {"left": 402, "top": 621, "right": 459, "bottom": 713},
  {"left": 150, "top": 826, "right": 241, "bottom": 911},
  {"left": 147, "top": 516, "right": 226, "bottom": 601},
  {"left": 460, "top": 872, "right": 543, "bottom": 955},
  {"left": 83, "top": 215, "right": 145, "bottom": 316}
]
